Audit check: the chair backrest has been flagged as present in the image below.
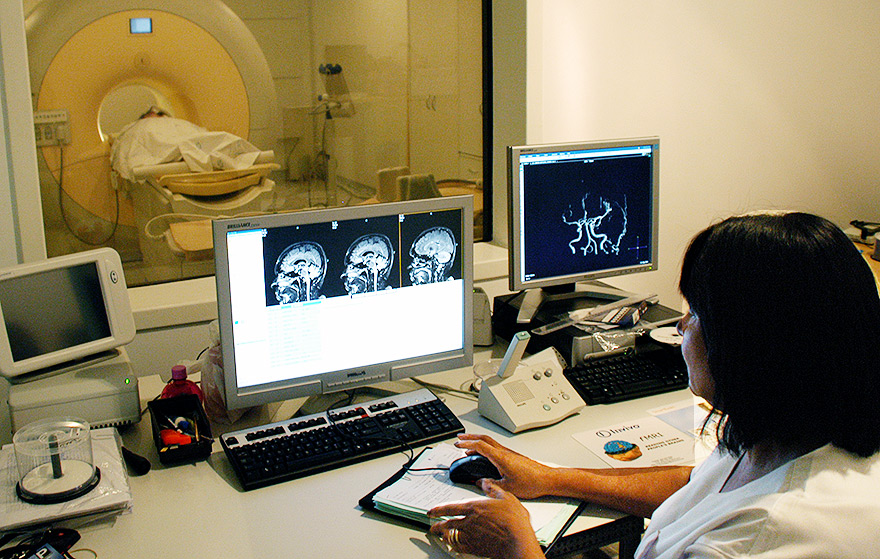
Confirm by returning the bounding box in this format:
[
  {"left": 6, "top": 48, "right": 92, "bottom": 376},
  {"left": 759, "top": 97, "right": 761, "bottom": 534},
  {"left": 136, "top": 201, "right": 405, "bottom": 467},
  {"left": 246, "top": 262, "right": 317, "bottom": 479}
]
[
  {"left": 376, "top": 166, "right": 411, "bottom": 202},
  {"left": 397, "top": 173, "right": 441, "bottom": 200}
]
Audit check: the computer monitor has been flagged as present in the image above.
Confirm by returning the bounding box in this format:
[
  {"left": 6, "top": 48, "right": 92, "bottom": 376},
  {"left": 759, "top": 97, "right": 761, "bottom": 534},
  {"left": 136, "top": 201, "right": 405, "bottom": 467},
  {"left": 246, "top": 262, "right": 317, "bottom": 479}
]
[
  {"left": 0, "top": 248, "right": 136, "bottom": 380},
  {"left": 212, "top": 196, "right": 474, "bottom": 410},
  {"left": 508, "top": 137, "right": 660, "bottom": 321}
]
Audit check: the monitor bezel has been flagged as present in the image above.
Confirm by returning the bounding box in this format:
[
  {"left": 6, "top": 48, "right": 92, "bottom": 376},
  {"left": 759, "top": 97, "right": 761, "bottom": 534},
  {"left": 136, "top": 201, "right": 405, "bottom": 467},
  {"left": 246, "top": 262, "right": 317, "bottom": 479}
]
[
  {"left": 212, "top": 196, "right": 475, "bottom": 410},
  {"left": 507, "top": 137, "right": 660, "bottom": 292},
  {"left": 0, "top": 247, "right": 136, "bottom": 379}
]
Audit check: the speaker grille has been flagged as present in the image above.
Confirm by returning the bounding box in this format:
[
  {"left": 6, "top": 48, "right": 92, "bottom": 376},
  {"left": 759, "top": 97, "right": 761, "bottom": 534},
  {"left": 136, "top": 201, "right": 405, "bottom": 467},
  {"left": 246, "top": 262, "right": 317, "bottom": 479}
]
[{"left": 503, "top": 380, "right": 534, "bottom": 404}]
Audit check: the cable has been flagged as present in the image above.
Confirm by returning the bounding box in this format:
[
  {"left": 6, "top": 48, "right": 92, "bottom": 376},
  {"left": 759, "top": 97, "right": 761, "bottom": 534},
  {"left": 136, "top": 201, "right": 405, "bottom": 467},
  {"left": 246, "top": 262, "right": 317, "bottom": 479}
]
[
  {"left": 327, "top": 408, "right": 418, "bottom": 464},
  {"left": 318, "top": 388, "right": 421, "bottom": 464},
  {"left": 411, "top": 378, "right": 478, "bottom": 401},
  {"left": 406, "top": 466, "right": 449, "bottom": 473},
  {"left": 57, "top": 144, "right": 120, "bottom": 246}
]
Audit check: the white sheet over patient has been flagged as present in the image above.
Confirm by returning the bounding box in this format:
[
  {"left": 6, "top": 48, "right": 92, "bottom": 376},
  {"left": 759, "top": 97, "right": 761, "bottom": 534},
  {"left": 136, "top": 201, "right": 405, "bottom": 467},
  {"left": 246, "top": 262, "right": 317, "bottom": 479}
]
[{"left": 110, "top": 116, "right": 262, "bottom": 182}]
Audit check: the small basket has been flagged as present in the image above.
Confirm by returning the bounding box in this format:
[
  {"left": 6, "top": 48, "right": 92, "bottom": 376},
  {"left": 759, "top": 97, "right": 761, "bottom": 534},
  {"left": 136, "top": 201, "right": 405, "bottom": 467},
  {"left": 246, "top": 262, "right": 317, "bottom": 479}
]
[{"left": 148, "top": 395, "right": 213, "bottom": 465}]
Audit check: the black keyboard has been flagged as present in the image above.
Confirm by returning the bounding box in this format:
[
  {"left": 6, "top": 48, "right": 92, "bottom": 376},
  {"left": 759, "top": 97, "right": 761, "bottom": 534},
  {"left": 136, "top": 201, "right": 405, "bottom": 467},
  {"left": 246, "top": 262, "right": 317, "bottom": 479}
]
[
  {"left": 220, "top": 388, "right": 465, "bottom": 491},
  {"left": 563, "top": 348, "right": 689, "bottom": 405}
]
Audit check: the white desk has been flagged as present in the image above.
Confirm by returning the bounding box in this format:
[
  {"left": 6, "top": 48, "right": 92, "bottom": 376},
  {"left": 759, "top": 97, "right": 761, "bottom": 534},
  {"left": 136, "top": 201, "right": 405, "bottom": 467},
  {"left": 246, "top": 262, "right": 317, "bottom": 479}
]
[{"left": 84, "top": 355, "right": 693, "bottom": 558}]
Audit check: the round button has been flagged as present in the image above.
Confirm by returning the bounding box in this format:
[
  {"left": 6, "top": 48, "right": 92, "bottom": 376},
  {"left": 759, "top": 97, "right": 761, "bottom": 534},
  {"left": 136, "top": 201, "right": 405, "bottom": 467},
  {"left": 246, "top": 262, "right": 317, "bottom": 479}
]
[
  {"left": 551, "top": 397, "right": 559, "bottom": 404},
  {"left": 533, "top": 372, "right": 542, "bottom": 381},
  {"left": 544, "top": 369, "right": 552, "bottom": 377},
  {"left": 562, "top": 393, "right": 570, "bottom": 400},
  {"left": 543, "top": 404, "right": 552, "bottom": 411}
]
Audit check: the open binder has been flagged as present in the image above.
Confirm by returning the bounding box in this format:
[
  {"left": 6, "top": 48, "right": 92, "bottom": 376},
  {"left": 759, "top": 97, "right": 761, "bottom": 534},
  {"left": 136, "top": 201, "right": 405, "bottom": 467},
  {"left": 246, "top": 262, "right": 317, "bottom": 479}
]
[{"left": 359, "top": 443, "right": 642, "bottom": 557}]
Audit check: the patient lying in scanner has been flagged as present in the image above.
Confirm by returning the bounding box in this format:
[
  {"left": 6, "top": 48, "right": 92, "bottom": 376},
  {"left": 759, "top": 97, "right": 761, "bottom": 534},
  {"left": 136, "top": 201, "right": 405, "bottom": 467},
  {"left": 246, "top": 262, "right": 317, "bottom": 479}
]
[{"left": 110, "top": 107, "right": 262, "bottom": 182}]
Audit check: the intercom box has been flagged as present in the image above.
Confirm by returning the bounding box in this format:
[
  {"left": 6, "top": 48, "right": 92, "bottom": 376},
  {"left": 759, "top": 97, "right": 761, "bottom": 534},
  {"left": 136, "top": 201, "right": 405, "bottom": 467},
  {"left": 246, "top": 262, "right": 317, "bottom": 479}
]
[
  {"left": 493, "top": 292, "right": 682, "bottom": 367},
  {"left": 478, "top": 347, "right": 585, "bottom": 433}
]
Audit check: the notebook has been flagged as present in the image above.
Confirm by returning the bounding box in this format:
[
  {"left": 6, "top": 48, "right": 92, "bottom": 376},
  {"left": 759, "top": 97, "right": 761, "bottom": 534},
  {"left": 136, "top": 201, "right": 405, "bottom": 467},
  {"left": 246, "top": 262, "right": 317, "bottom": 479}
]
[{"left": 359, "top": 443, "right": 583, "bottom": 549}]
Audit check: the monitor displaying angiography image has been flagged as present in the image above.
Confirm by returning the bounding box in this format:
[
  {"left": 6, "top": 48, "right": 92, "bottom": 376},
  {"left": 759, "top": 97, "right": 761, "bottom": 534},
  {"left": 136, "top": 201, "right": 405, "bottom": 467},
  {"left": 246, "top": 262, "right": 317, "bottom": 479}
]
[
  {"left": 507, "top": 138, "right": 659, "bottom": 319},
  {"left": 213, "top": 196, "right": 474, "bottom": 410},
  {"left": 509, "top": 138, "right": 659, "bottom": 289}
]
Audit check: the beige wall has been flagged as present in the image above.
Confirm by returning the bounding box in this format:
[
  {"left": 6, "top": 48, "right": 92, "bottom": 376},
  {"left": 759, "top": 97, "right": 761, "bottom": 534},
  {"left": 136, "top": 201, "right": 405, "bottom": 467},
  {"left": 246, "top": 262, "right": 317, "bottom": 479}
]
[{"left": 527, "top": 1, "right": 880, "bottom": 307}]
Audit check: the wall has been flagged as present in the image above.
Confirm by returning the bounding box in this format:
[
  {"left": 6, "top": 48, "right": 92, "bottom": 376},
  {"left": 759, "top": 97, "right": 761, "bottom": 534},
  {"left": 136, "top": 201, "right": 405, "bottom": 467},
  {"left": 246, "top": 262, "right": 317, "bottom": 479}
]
[
  {"left": 1, "top": 0, "right": 43, "bottom": 266},
  {"left": 209, "top": 0, "right": 311, "bottom": 165},
  {"left": 528, "top": 1, "right": 880, "bottom": 308}
]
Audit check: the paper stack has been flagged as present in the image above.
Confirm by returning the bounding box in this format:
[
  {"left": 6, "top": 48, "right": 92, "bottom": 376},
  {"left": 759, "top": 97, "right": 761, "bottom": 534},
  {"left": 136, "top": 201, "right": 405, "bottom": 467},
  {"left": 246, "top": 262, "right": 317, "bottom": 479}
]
[{"left": 0, "top": 427, "right": 133, "bottom": 532}]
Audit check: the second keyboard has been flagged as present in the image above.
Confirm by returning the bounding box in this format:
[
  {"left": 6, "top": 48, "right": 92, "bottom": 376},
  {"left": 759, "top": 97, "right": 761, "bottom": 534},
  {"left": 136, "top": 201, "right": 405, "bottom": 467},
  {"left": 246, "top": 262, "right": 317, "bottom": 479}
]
[{"left": 563, "top": 347, "right": 689, "bottom": 405}]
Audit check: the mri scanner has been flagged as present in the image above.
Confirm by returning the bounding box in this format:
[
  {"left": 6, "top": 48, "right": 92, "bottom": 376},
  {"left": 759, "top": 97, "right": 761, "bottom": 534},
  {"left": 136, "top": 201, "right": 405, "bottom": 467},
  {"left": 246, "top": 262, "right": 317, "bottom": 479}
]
[{"left": 26, "top": 0, "right": 282, "bottom": 280}]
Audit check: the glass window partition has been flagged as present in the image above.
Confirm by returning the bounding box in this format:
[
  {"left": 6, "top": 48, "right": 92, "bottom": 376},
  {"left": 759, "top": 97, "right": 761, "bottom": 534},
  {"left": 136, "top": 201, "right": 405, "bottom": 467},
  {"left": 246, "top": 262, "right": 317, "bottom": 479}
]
[{"left": 27, "top": 0, "right": 491, "bottom": 288}]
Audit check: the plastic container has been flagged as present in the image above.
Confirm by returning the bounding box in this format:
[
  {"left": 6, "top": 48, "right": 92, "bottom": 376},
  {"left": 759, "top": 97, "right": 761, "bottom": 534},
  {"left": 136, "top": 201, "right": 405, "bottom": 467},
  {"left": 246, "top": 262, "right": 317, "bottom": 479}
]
[
  {"left": 148, "top": 394, "right": 213, "bottom": 465},
  {"left": 200, "top": 320, "right": 251, "bottom": 424},
  {"left": 160, "top": 365, "right": 204, "bottom": 403},
  {"left": 13, "top": 417, "right": 100, "bottom": 504}
]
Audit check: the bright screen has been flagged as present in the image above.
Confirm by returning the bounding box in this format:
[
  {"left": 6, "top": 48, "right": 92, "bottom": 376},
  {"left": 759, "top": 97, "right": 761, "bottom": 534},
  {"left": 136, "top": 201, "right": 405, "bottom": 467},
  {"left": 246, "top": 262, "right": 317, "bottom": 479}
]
[
  {"left": 508, "top": 137, "right": 660, "bottom": 291},
  {"left": 213, "top": 196, "right": 474, "bottom": 409},
  {"left": 129, "top": 17, "right": 153, "bottom": 34}
]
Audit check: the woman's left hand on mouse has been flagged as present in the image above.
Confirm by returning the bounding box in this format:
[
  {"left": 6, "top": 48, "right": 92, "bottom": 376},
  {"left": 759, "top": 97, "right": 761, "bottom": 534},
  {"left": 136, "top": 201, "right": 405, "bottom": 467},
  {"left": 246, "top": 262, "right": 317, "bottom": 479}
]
[{"left": 427, "top": 479, "right": 545, "bottom": 559}]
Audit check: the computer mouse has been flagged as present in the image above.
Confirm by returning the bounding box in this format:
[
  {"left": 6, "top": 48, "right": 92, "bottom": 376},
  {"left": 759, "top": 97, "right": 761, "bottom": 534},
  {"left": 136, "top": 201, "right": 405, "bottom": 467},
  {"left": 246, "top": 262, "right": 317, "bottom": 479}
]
[
  {"left": 121, "top": 445, "right": 152, "bottom": 476},
  {"left": 448, "top": 454, "right": 502, "bottom": 484}
]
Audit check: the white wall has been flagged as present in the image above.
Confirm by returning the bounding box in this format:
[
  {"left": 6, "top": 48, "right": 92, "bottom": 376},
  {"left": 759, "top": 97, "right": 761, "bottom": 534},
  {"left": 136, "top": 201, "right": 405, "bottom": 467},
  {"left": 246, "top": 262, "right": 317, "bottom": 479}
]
[
  {"left": 0, "top": 0, "right": 44, "bottom": 267},
  {"left": 528, "top": 1, "right": 880, "bottom": 308}
]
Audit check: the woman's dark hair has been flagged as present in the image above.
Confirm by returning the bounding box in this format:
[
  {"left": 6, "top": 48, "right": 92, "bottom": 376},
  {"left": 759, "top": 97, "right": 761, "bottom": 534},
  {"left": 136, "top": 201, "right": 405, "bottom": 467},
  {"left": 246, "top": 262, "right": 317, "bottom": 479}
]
[{"left": 679, "top": 212, "right": 880, "bottom": 457}]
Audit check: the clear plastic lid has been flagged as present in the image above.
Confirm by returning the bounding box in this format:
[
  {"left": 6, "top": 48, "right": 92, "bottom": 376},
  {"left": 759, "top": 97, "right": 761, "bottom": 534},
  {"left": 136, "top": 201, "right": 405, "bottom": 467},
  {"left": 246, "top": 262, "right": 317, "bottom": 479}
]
[{"left": 13, "top": 417, "right": 99, "bottom": 503}]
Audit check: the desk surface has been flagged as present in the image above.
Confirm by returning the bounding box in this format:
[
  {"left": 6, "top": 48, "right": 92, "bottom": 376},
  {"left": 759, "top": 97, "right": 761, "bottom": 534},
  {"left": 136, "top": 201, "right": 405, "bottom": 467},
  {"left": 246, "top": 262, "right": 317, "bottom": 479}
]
[{"left": 87, "top": 351, "right": 693, "bottom": 557}]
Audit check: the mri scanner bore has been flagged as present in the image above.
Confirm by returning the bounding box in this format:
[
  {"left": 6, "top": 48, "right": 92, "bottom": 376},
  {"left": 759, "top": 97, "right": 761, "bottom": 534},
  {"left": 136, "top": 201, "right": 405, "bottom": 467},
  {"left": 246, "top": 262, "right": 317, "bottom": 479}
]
[{"left": 27, "top": 0, "right": 488, "bottom": 288}]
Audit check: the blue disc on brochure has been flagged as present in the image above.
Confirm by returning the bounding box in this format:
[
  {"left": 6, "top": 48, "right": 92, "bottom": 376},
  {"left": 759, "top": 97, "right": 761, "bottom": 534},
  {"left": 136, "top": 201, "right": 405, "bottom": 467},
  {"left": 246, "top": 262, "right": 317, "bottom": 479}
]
[{"left": 603, "top": 440, "right": 636, "bottom": 454}]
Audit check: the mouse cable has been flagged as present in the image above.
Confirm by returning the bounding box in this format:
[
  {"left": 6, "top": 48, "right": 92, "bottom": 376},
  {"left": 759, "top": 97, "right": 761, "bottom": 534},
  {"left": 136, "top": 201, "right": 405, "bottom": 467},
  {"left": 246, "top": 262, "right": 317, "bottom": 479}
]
[{"left": 323, "top": 402, "right": 418, "bottom": 464}]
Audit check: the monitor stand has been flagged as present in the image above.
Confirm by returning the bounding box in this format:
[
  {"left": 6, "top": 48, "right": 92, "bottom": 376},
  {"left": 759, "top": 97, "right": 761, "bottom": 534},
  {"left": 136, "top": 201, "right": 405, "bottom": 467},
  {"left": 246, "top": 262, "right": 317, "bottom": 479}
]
[{"left": 515, "top": 281, "right": 657, "bottom": 324}]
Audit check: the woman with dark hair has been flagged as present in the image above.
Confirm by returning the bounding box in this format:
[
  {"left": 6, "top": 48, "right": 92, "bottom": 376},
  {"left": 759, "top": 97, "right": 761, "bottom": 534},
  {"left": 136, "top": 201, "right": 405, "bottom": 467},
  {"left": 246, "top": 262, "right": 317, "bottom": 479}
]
[{"left": 428, "top": 212, "right": 880, "bottom": 559}]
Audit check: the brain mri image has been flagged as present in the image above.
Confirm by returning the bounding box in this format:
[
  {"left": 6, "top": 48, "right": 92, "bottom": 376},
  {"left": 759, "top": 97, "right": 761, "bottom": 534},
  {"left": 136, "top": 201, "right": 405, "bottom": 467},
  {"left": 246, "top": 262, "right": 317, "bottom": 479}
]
[
  {"left": 341, "top": 234, "right": 395, "bottom": 294},
  {"left": 563, "top": 194, "right": 628, "bottom": 257},
  {"left": 271, "top": 241, "right": 328, "bottom": 304},
  {"left": 408, "top": 226, "right": 457, "bottom": 285}
]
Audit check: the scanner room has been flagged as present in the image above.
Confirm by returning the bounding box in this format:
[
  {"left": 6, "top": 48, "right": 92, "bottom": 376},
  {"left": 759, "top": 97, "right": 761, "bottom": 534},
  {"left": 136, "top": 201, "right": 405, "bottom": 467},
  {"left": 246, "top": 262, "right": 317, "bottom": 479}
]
[{"left": 26, "top": 0, "right": 489, "bottom": 288}]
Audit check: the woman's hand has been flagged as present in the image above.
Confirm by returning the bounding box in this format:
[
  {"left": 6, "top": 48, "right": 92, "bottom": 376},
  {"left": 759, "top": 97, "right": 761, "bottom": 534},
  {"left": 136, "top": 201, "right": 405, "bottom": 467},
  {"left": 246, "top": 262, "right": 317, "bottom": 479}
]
[
  {"left": 454, "top": 434, "right": 556, "bottom": 500},
  {"left": 428, "top": 479, "right": 545, "bottom": 559}
]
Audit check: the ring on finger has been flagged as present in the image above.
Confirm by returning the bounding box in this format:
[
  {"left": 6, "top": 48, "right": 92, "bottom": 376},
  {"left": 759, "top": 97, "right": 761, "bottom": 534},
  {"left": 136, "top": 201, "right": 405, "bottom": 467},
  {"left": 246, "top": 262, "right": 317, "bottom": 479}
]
[{"left": 448, "top": 527, "right": 461, "bottom": 548}]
